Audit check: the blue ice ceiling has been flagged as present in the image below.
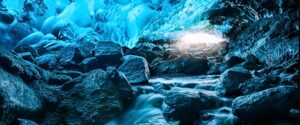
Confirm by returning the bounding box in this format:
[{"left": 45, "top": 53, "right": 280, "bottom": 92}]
[{"left": 2, "top": 0, "right": 221, "bottom": 47}]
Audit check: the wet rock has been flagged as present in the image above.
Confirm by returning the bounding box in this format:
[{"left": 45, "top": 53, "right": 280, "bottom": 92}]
[
  {"left": 14, "top": 45, "right": 39, "bottom": 57},
  {"left": 48, "top": 74, "right": 72, "bottom": 85},
  {"left": 0, "top": 68, "right": 42, "bottom": 124},
  {"left": 232, "top": 86, "right": 299, "bottom": 121},
  {"left": 0, "top": 9, "right": 15, "bottom": 24},
  {"left": 0, "top": 49, "right": 42, "bottom": 82},
  {"left": 165, "top": 87, "right": 221, "bottom": 110},
  {"left": 58, "top": 47, "right": 85, "bottom": 65},
  {"left": 163, "top": 87, "right": 222, "bottom": 122},
  {"left": 14, "top": 119, "right": 39, "bottom": 125},
  {"left": 54, "top": 70, "right": 82, "bottom": 78},
  {"left": 239, "top": 75, "right": 280, "bottom": 95},
  {"left": 18, "top": 52, "right": 34, "bottom": 62},
  {"left": 80, "top": 57, "right": 101, "bottom": 72},
  {"left": 60, "top": 69, "right": 134, "bottom": 125},
  {"left": 34, "top": 54, "right": 57, "bottom": 70},
  {"left": 93, "top": 41, "right": 124, "bottom": 68},
  {"left": 152, "top": 56, "right": 209, "bottom": 75},
  {"left": 217, "top": 67, "right": 252, "bottom": 96},
  {"left": 30, "top": 80, "right": 61, "bottom": 107},
  {"left": 118, "top": 55, "right": 150, "bottom": 85},
  {"left": 289, "top": 109, "right": 300, "bottom": 120}
]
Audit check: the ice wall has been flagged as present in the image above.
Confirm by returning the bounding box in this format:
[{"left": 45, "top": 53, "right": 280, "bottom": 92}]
[{"left": 1, "top": 0, "right": 219, "bottom": 48}]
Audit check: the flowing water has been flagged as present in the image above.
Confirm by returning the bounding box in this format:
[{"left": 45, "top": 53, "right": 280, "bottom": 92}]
[{"left": 106, "top": 75, "right": 238, "bottom": 125}]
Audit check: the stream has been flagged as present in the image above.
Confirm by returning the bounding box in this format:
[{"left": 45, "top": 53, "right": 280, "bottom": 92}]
[{"left": 106, "top": 75, "right": 238, "bottom": 125}]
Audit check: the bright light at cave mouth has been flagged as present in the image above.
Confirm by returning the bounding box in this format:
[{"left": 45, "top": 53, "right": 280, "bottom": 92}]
[{"left": 175, "top": 32, "right": 226, "bottom": 50}]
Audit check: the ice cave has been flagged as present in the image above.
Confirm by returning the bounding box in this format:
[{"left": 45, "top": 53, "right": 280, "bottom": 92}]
[{"left": 0, "top": 0, "right": 299, "bottom": 125}]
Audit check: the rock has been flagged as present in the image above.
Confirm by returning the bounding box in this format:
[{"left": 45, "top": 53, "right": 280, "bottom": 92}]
[
  {"left": 13, "top": 119, "right": 39, "bottom": 125},
  {"left": 239, "top": 75, "right": 280, "bottom": 95},
  {"left": 14, "top": 45, "right": 39, "bottom": 57},
  {"left": 34, "top": 54, "right": 58, "bottom": 70},
  {"left": 242, "top": 61, "right": 264, "bottom": 70},
  {"left": 164, "top": 87, "right": 221, "bottom": 110},
  {"left": 289, "top": 109, "right": 300, "bottom": 120},
  {"left": 93, "top": 41, "right": 124, "bottom": 68},
  {"left": 58, "top": 47, "right": 85, "bottom": 64},
  {"left": 30, "top": 80, "right": 61, "bottom": 107},
  {"left": 225, "top": 56, "right": 245, "bottom": 67},
  {"left": 54, "top": 70, "right": 82, "bottom": 78},
  {"left": 163, "top": 87, "right": 222, "bottom": 122},
  {"left": 60, "top": 69, "right": 134, "bottom": 125},
  {"left": 0, "top": 9, "right": 15, "bottom": 24},
  {"left": 18, "top": 52, "right": 34, "bottom": 62},
  {"left": 0, "top": 68, "right": 42, "bottom": 124},
  {"left": 48, "top": 74, "right": 72, "bottom": 85},
  {"left": 232, "top": 86, "right": 299, "bottom": 121},
  {"left": 0, "top": 49, "right": 42, "bottom": 82},
  {"left": 152, "top": 56, "right": 209, "bottom": 75},
  {"left": 118, "top": 55, "right": 150, "bottom": 85},
  {"left": 80, "top": 57, "right": 101, "bottom": 72},
  {"left": 217, "top": 67, "right": 252, "bottom": 96}
]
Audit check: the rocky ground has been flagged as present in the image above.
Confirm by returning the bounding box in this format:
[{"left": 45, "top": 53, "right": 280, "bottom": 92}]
[{"left": 0, "top": 0, "right": 299, "bottom": 125}]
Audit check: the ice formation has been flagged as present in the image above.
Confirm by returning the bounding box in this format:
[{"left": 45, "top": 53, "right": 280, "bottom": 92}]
[{"left": 1, "top": 0, "right": 221, "bottom": 48}]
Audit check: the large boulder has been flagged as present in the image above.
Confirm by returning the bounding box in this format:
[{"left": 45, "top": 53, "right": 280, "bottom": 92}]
[
  {"left": 0, "top": 68, "right": 42, "bottom": 124},
  {"left": 163, "top": 87, "right": 222, "bottom": 122},
  {"left": 216, "top": 67, "right": 252, "bottom": 96},
  {"left": 118, "top": 55, "right": 150, "bottom": 85},
  {"left": 34, "top": 54, "right": 58, "bottom": 70},
  {"left": 239, "top": 75, "right": 280, "bottom": 95},
  {"left": 80, "top": 57, "right": 101, "bottom": 72},
  {"left": 93, "top": 41, "right": 124, "bottom": 68},
  {"left": 232, "top": 86, "right": 299, "bottom": 121},
  {"left": 152, "top": 56, "right": 209, "bottom": 75},
  {"left": 60, "top": 69, "right": 134, "bottom": 125},
  {"left": 0, "top": 49, "right": 43, "bottom": 82}
]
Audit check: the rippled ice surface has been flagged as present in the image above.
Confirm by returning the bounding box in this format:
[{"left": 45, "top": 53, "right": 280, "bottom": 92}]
[{"left": 106, "top": 75, "right": 238, "bottom": 125}]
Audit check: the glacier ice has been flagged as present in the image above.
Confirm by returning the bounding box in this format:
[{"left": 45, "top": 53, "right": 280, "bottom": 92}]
[{"left": 1, "top": 0, "right": 222, "bottom": 48}]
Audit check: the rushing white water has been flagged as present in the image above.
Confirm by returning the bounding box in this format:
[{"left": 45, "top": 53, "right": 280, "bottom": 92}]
[{"left": 106, "top": 75, "right": 238, "bottom": 125}]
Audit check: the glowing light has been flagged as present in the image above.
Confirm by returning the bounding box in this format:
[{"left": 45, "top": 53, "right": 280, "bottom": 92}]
[{"left": 174, "top": 32, "right": 226, "bottom": 51}]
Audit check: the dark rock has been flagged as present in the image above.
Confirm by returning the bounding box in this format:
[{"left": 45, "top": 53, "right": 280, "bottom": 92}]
[
  {"left": 0, "top": 68, "right": 42, "bottom": 124},
  {"left": 34, "top": 54, "right": 57, "bottom": 70},
  {"left": 217, "top": 67, "right": 252, "bottom": 96},
  {"left": 0, "top": 9, "right": 15, "bottom": 24},
  {"left": 0, "top": 49, "right": 42, "bottom": 82},
  {"left": 245, "top": 54, "right": 259, "bottom": 63},
  {"left": 14, "top": 119, "right": 39, "bottom": 125},
  {"left": 118, "top": 55, "right": 150, "bottom": 85},
  {"left": 93, "top": 41, "right": 124, "bottom": 68},
  {"left": 226, "top": 56, "right": 245, "bottom": 67},
  {"left": 54, "top": 70, "right": 82, "bottom": 78},
  {"left": 242, "top": 61, "right": 264, "bottom": 70},
  {"left": 232, "top": 86, "right": 299, "bottom": 121},
  {"left": 30, "top": 80, "right": 61, "bottom": 107},
  {"left": 163, "top": 87, "right": 222, "bottom": 122},
  {"left": 18, "top": 52, "right": 34, "bottom": 62},
  {"left": 289, "top": 109, "right": 300, "bottom": 120},
  {"left": 239, "top": 75, "right": 280, "bottom": 95},
  {"left": 164, "top": 87, "right": 221, "bottom": 110},
  {"left": 80, "top": 57, "right": 101, "bottom": 72},
  {"left": 48, "top": 74, "right": 72, "bottom": 85},
  {"left": 60, "top": 69, "right": 134, "bottom": 125},
  {"left": 57, "top": 47, "right": 85, "bottom": 65},
  {"left": 152, "top": 56, "right": 209, "bottom": 75},
  {"left": 14, "top": 45, "right": 39, "bottom": 57}
]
